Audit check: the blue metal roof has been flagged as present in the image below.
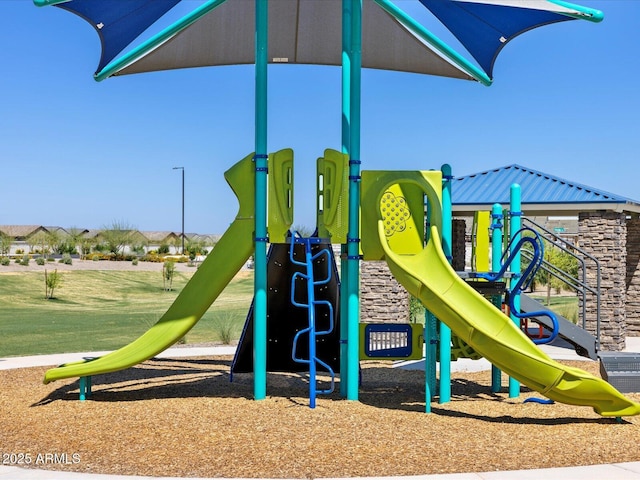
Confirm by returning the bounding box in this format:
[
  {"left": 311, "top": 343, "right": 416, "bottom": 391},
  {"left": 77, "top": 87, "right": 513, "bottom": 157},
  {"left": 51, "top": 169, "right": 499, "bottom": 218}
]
[{"left": 452, "top": 164, "right": 637, "bottom": 207}]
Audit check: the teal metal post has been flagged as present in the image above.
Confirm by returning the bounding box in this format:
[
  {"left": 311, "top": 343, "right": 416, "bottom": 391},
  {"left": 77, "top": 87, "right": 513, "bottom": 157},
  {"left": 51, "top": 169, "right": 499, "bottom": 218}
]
[
  {"left": 424, "top": 199, "right": 436, "bottom": 412},
  {"left": 346, "top": 0, "right": 362, "bottom": 401},
  {"left": 508, "top": 184, "right": 522, "bottom": 398},
  {"left": 253, "top": 0, "right": 268, "bottom": 400},
  {"left": 424, "top": 311, "right": 438, "bottom": 413},
  {"left": 439, "top": 164, "right": 452, "bottom": 404},
  {"left": 490, "top": 203, "right": 503, "bottom": 392},
  {"left": 340, "top": 0, "right": 352, "bottom": 398}
]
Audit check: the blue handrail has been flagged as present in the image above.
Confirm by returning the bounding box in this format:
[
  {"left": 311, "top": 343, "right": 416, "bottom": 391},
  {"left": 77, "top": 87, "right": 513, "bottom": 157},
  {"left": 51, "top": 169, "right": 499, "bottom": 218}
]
[
  {"left": 478, "top": 227, "right": 559, "bottom": 345},
  {"left": 289, "top": 232, "right": 336, "bottom": 408}
]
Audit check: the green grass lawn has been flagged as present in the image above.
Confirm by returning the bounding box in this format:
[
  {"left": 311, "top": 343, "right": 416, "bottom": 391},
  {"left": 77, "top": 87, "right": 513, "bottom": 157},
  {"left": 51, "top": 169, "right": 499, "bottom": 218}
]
[
  {"left": 528, "top": 293, "right": 579, "bottom": 323},
  {"left": 0, "top": 269, "right": 253, "bottom": 357}
]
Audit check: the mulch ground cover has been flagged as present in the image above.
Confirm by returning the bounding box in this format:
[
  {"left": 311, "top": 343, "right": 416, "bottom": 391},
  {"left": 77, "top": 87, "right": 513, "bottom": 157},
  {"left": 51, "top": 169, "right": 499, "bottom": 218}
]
[{"left": 1, "top": 356, "right": 639, "bottom": 478}]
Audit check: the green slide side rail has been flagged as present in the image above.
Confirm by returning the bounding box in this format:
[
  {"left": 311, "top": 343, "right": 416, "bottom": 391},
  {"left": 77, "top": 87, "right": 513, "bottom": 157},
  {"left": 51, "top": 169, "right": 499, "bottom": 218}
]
[{"left": 43, "top": 153, "right": 256, "bottom": 384}]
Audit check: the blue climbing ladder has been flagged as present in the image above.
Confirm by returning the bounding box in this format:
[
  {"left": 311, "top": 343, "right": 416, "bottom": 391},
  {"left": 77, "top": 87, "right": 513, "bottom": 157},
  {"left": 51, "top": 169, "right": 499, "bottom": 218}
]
[{"left": 289, "top": 232, "right": 336, "bottom": 408}]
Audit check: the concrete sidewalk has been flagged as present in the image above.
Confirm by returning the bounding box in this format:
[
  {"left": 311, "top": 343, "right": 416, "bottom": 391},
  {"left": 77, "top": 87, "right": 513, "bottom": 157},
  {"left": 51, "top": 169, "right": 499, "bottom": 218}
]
[
  {"left": 2, "top": 462, "right": 640, "bottom": 480},
  {"left": 0, "top": 346, "right": 236, "bottom": 371},
  {"left": 0, "top": 336, "right": 610, "bottom": 372}
]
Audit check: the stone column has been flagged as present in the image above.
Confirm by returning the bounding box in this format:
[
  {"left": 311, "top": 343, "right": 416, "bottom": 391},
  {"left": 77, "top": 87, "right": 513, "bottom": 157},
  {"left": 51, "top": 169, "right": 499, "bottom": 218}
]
[
  {"left": 452, "top": 218, "right": 466, "bottom": 272},
  {"left": 578, "top": 212, "right": 627, "bottom": 351},
  {"left": 626, "top": 218, "right": 640, "bottom": 336},
  {"left": 360, "top": 261, "right": 409, "bottom": 323}
]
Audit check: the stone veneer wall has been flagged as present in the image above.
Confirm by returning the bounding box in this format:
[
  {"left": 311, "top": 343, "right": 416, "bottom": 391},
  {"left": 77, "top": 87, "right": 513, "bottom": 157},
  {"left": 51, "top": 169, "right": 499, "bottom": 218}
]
[
  {"left": 578, "top": 212, "right": 627, "bottom": 351},
  {"left": 359, "top": 220, "right": 466, "bottom": 323},
  {"left": 360, "top": 261, "right": 409, "bottom": 323},
  {"left": 452, "top": 219, "right": 466, "bottom": 272},
  {"left": 626, "top": 218, "right": 640, "bottom": 336}
]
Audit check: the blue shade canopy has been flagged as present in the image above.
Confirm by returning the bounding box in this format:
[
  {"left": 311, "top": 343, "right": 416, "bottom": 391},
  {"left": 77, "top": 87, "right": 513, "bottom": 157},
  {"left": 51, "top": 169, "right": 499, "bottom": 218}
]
[
  {"left": 50, "top": 0, "right": 180, "bottom": 73},
  {"left": 418, "top": 0, "right": 602, "bottom": 78}
]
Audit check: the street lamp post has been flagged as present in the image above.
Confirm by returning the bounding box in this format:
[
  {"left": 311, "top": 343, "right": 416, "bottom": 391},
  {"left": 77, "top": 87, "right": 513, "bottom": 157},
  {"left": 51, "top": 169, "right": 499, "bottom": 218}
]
[{"left": 173, "top": 167, "right": 185, "bottom": 254}]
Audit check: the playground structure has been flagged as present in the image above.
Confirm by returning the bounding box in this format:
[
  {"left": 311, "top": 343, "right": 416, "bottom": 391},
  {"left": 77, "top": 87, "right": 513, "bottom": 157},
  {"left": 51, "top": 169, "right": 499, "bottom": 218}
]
[
  {"left": 33, "top": 0, "right": 640, "bottom": 419},
  {"left": 42, "top": 145, "right": 640, "bottom": 417}
]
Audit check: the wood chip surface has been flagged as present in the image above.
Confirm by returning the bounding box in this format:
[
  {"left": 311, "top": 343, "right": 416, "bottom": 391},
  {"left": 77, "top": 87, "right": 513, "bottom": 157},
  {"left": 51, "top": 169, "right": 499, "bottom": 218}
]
[{"left": 1, "top": 357, "right": 640, "bottom": 478}]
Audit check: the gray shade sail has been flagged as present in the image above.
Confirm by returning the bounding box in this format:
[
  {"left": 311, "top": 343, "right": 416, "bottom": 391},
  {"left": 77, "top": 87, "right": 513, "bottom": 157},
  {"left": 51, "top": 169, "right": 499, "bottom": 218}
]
[{"left": 115, "top": 0, "right": 475, "bottom": 81}]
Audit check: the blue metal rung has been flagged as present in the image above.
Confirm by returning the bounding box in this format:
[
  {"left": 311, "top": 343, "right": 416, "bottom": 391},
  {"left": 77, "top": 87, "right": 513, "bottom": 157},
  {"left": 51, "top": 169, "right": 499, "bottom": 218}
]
[
  {"left": 480, "top": 227, "right": 560, "bottom": 345},
  {"left": 288, "top": 231, "right": 336, "bottom": 408}
]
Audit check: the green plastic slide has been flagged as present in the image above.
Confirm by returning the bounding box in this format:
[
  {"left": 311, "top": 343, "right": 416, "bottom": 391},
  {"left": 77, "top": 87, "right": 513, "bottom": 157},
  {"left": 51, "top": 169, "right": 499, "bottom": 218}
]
[
  {"left": 43, "top": 154, "right": 256, "bottom": 384},
  {"left": 380, "top": 222, "right": 640, "bottom": 417}
]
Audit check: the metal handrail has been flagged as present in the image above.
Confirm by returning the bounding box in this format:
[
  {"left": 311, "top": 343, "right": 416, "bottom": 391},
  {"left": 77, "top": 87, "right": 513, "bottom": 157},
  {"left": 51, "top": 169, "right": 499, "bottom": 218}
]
[
  {"left": 479, "top": 227, "right": 559, "bottom": 345},
  {"left": 522, "top": 217, "right": 601, "bottom": 349}
]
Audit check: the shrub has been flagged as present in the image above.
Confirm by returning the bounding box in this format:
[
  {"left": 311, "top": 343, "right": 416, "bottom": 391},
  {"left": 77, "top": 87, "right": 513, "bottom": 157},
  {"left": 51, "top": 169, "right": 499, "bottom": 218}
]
[
  {"left": 55, "top": 241, "right": 76, "bottom": 256},
  {"left": 213, "top": 312, "right": 239, "bottom": 345},
  {"left": 131, "top": 244, "right": 146, "bottom": 255},
  {"left": 141, "top": 253, "right": 162, "bottom": 263},
  {"left": 15, "top": 249, "right": 24, "bottom": 255},
  {"left": 58, "top": 253, "right": 72, "bottom": 265},
  {"left": 93, "top": 243, "right": 107, "bottom": 253},
  {"left": 132, "top": 258, "right": 139, "bottom": 266},
  {"left": 158, "top": 243, "right": 170, "bottom": 255},
  {"left": 0, "top": 257, "right": 10, "bottom": 266},
  {"left": 35, "top": 257, "right": 45, "bottom": 266},
  {"left": 47, "top": 257, "right": 55, "bottom": 262},
  {"left": 19, "top": 255, "right": 29, "bottom": 266}
]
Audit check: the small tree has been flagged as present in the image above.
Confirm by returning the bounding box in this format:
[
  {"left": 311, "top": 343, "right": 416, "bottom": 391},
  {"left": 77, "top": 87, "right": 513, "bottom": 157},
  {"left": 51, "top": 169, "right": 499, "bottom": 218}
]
[
  {"left": 525, "top": 239, "right": 580, "bottom": 305},
  {"left": 100, "top": 220, "right": 136, "bottom": 258},
  {"left": 184, "top": 239, "right": 207, "bottom": 264},
  {"left": 66, "top": 227, "right": 86, "bottom": 256},
  {"left": 29, "top": 231, "right": 48, "bottom": 257},
  {"left": 44, "top": 269, "right": 62, "bottom": 299},
  {"left": 409, "top": 296, "right": 424, "bottom": 323},
  {"left": 0, "top": 232, "right": 12, "bottom": 257},
  {"left": 163, "top": 260, "right": 176, "bottom": 291},
  {"left": 79, "top": 237, "right": 95, "bottom": 260},
  {"left": 46, "top": 230, "right": 61, "bottom": 255}
]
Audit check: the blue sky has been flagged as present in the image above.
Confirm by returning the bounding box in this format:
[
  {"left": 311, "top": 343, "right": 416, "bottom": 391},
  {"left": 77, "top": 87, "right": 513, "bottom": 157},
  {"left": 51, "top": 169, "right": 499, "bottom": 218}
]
[{"left": 1, "top": 0, "right": 638, "bottom": 234}]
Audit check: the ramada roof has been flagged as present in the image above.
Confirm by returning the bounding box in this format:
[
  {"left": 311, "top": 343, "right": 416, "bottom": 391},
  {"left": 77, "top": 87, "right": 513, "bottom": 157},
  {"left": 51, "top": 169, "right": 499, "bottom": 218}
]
[{"left": 452, "top": 164, "right": 640, "bottom": 216}]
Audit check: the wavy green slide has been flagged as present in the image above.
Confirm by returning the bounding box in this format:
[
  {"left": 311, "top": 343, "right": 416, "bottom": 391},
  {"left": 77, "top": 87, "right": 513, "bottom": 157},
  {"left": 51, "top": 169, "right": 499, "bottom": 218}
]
[
  {"left": 43, "top": 154, "right": 256, "bottom": 384},
  {"left": 380, "top": 223, "right": 640, "bottom": 417}
]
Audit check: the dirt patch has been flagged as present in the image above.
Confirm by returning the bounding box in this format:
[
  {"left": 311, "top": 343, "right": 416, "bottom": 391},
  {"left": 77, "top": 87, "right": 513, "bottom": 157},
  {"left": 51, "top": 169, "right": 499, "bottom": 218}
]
[
  {"left": 1, "top": 357, "right": 640, "bottom": 478},
  {"left": 0, "top": 259, "right": 253, "bottom": 275}
]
